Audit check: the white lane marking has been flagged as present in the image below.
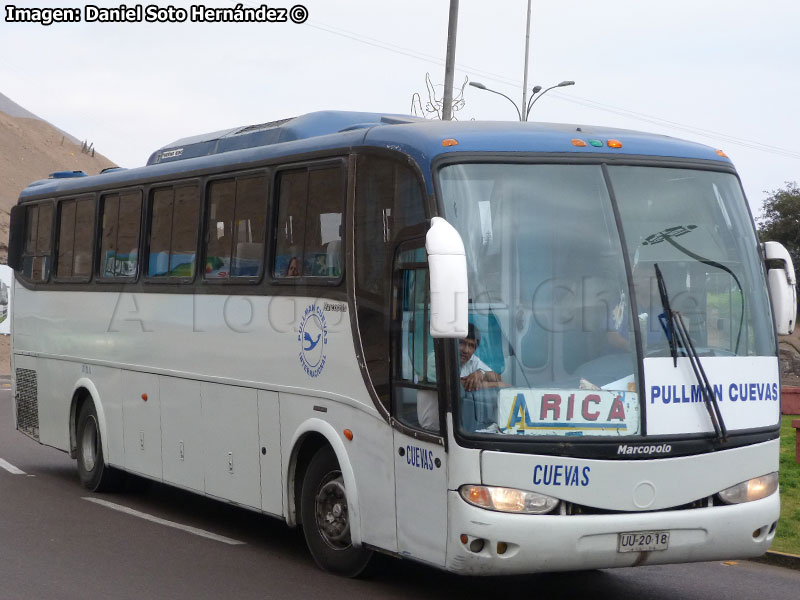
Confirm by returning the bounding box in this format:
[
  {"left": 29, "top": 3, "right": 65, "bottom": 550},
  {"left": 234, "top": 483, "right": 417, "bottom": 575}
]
[
  {"left": 83, "top": 497, "right": 245, "bottom": 546},
  {"left": 0, "top": 458, "right": 26, "bottom": 475}
]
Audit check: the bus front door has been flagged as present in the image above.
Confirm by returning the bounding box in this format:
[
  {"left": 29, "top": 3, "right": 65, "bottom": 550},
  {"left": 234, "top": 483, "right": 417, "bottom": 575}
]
[{"left": 391, "top": 246, "right": 447, "bottom": 567}]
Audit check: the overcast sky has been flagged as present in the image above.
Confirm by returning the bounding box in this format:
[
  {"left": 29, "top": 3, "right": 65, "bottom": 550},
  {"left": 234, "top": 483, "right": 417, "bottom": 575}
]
[{"left": 1, "top": 0, "right": 798, "bottom": 216}]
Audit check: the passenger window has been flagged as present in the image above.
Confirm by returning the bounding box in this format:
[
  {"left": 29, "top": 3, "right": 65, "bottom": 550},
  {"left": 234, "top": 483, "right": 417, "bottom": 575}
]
[
  {"left": 148, "top": 185, "right": 200, "bottom": 278},
  {"left": 274, "top": 164, "right": 344, "bottom": 280},
  {"left": 22, "top": 202, "right": 53, "bottom": 282},
  {"left": 57, "top": 200, "right": 76, "bottom": 278},
  {"left": 99, "top": 191, "right": 141, "bottom": 279},
  {"left": 73, "top": 198, "right": 95, "bottom": 279},
  {"left": 274, "top": 170, "right": 307, "bottom": 278},
  {"left": 232, "top": 176, "right": 267, "bottom": 277},
  {"left": 56, "top": 197, "right": 95, "bottom": 280},
  {"left": 204, "top": 175, "right": 266, "bottom": 280},
  {"left": 305, "top": 168, "right": 343, "bottom": 277},
  {"left": 353, "top": 155, "right": 427, "bottom": 408}
]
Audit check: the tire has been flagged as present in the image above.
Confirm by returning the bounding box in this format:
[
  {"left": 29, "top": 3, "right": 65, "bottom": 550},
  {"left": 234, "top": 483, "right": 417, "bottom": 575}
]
[
  {"left": 300, "top": 446, "right": 373, "bottom": 577},
  {"left": 76, "top": 401, "right": 122, "bottom": 492}
]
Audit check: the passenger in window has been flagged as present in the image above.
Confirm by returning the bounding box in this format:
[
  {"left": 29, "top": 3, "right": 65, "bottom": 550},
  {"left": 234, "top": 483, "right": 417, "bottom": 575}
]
[
  {"left": 205, "top": 229, "right": 230, "bottom": 278},
  {"left": 287, "top": 256, "right": 300, "bottom": 277},
  {"left": 460, "top": 324, "right": 503, "bottom": 391}
]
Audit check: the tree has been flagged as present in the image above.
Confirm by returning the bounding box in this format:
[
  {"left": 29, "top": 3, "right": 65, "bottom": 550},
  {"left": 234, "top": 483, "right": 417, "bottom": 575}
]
[{"left": 758, "top": 181, "right": 800, "bottom": 284}]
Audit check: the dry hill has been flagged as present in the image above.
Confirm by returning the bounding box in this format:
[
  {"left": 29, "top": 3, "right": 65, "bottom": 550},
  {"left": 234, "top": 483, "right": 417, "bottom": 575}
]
[
  {"left": 0, "top": 92, "right": 117, "bottom": 262},
  {"left": 0, "top": 92, "right": 118, "bottom": 374}
]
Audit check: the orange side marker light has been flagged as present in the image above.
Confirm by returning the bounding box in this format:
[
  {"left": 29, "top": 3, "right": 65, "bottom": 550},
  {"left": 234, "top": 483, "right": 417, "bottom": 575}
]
[{"left": 343, "top": 429, "right": 354, "bottom": 441}]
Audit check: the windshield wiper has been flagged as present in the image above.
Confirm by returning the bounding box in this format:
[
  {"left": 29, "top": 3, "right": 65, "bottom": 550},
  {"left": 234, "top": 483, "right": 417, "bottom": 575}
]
[
  {"left": 661, "top": 234, "right": 745, "bottom": 355},
  {"left": 654, "top": 264, "right": 728, "bottom": 442},
  {"left": 654, "top": 264, "right": 679, "bottom": 366}
]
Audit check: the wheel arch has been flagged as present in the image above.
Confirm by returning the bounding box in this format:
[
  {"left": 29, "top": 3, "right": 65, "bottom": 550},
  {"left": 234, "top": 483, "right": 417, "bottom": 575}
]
[
  {"left": 68, "top": 378, "right": 109, "bottom": 463},
  {"left": 285, "top": 418, "right": 363, "bottom": 547}
]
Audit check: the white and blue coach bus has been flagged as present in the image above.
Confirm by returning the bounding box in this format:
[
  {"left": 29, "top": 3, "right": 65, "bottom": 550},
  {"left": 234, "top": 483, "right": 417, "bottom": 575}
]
[{"left": 8, "top": 111, "right": 797, "bottom": 576}]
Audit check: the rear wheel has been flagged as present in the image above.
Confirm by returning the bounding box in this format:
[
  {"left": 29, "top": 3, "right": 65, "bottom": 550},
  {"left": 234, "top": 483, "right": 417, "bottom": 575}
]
[
  {"left": 76, "top": 401, "right": 122, "bottom": 492},
  {"left": 300, "top": 446, "right": 372, "bottom": 577}
]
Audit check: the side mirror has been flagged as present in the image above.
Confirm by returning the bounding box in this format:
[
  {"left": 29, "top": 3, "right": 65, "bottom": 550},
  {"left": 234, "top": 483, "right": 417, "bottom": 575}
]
[
  {"left": 426, "top": 217, "right": 468, "bottom": 338},
  {"left": 763, "top": 241, "right": 797, "bottom": 335}
]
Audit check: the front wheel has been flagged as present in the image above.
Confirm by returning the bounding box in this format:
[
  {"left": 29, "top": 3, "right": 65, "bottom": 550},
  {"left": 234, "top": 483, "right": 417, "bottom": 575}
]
[
  {"left": 76, "top": 401, "right": 122, "bottom": 492},
  {"left": 300, "top": 446, "right": 372, "bottom": 577}
]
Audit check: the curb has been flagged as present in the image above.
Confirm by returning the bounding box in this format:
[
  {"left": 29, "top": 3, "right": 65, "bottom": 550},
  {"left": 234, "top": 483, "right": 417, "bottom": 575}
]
[{"left": 749, "top": 550, "right": 800, "bottom": 571}]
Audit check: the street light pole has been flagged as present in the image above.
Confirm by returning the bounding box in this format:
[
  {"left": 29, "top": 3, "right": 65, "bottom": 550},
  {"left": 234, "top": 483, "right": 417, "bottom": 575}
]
[
  {"left": 521, "top": 0, "right": 532, "bottom": 122},
  {"left": 442, "top": 0, "right": 459, "bottom": 120},
  {"left": 469, "top": 80, "right": 574, "bottom": 121},
  {"left": 468, "top": 82, "right": 522, "bottom": 121},
  {"left": 524, "top": 80, "right": 575, "bottom": 119}
]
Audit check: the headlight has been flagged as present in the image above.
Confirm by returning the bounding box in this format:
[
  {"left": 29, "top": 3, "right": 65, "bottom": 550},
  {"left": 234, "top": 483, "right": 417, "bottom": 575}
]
[
  {"left": 718, "top": 473, "right": 778, "bottom": 504},
  {"left": 459, "top": 484, "right": 560, "bottom": 514}
]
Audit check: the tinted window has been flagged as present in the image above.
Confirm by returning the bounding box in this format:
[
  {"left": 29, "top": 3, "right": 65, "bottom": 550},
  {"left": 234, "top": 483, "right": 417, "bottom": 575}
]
[
  {"left": 354, "top": 155, "right": 427, "bottom": 406},
  {"left": 232, "top": 176, "right": 267, "bottom": 277},
  {"left": 56, "top": 200, "right": 77, "bottom": 278},
  {"left": 100, "top": 191, "right": 141, "bottom": 278},
  {"left": 148, "top": 185, "right": 200, "bottom": 278},
  {"left": 274, "top": 164, "right": 344, "bottom": 280},
  {"left": 57, "top": 197, "right": 96, "bottom": 280},
  {"left": 73, "top": 198, "right": 95, "bottom": 278},
  {"left": 274, "top": 170, "right": 307, "bottom": 278},
  {"left": 204, "top": 175, "right": 267, "bottom": 280},
  {"left": 22, "top": 202, "right": 53, "bottom": 281}
]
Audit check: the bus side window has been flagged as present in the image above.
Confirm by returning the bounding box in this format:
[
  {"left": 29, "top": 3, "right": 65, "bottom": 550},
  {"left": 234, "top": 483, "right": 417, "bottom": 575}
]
[
  {"left": 274, "top": 169, "right": 307, "bottom": 278},
  {"left": 205, "top": 180, "right": 235, "bottom": 279},
  {"left": 273, "top": 164, "right": 344, "bottom": 280},
  {"left": 56, "top": 200, "right": 77, "bottom": 278},
  {"left": 148, "top": 185, "right": 200, "bottom": 279},
  {"left": 204, "top": 175, "right": 267, "bottom": 280},
  {"left": 57, "top": 197, "right": 95, "bottom": 280},
  {"left": 354, "top": 155, "right": 427, "bottom": 409},
  {"left": 21, "top": 201, "right": 54, "bottom": 282},
  {"left": 99, "top": 191, "right": 141, "bottom": 279},
  {"left": 305, "top": 167, "right": 344, "bottom": 277},
  {"left": 231, "top": 175, "right": 267, "bottom": 278},
  {"left": 73, "top": 198, "right": 95, "bottom": 279}
]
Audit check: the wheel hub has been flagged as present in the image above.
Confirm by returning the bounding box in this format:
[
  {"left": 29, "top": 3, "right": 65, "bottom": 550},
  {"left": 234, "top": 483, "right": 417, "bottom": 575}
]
[
  {"left": 315, "top": 474, "right": 351, "bottom": 549},
  {"left": 81, "top": 415, "right": 98, "bottom": 472}
]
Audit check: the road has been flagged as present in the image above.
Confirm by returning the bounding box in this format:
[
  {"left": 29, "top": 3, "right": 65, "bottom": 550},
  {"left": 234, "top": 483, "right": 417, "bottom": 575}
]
[{"left": 1, "top": 385, "right": 799, "bottom": 599}]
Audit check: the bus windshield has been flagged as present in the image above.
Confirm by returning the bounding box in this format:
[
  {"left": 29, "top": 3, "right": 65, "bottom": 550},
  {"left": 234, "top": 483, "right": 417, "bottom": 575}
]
[{"left": 438, "top": 163, "right": 775, "bottom": 439}]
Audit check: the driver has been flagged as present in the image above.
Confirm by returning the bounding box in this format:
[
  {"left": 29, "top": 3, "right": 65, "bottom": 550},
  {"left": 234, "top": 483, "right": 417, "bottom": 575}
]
[{"left": 460, "top": 324, "right": 502, "bottom": 391}]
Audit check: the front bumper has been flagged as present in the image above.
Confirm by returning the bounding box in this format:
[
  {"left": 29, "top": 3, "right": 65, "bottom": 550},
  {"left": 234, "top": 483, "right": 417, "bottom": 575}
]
[{"left": 445, "top": 489, "right": 779, "bottom": 575}]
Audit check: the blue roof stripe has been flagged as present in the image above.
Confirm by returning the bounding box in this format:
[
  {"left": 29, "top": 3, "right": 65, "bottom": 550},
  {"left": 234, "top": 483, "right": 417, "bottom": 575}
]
[{"left": 19, "top": 111, "right": 732, "bottom": 200}]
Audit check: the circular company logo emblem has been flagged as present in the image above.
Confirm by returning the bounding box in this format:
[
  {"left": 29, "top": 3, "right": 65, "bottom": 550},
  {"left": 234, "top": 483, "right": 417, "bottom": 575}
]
[{"left": 298, "top": 304, "right": 328, "bottom": 378}]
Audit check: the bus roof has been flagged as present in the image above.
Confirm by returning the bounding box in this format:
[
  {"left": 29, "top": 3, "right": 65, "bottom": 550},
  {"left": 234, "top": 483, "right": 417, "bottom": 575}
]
[{"left": 19, "top": 110, "right": 732, "bottom": 201}]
